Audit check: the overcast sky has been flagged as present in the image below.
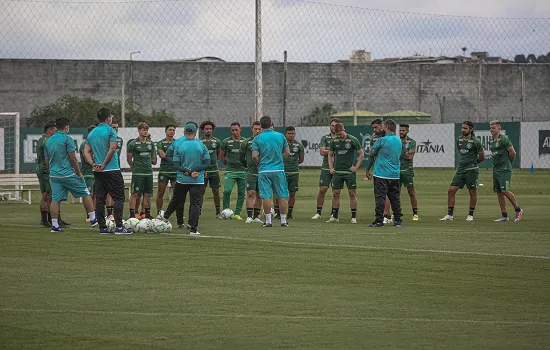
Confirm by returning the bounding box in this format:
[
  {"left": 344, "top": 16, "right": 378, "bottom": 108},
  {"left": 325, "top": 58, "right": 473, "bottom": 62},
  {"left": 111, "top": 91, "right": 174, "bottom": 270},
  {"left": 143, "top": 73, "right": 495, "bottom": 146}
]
[{"left": 0, "top": 0, "right": 548, "bottom": 62}]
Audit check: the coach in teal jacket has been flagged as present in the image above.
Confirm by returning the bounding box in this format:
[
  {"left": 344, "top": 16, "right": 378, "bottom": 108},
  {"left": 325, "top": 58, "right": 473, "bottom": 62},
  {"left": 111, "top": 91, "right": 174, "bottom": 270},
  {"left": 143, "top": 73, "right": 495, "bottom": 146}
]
[
  {"left": 160, "top": 122, "right": 210, "bottom": 235},
  {"left": 369, "top": 119, "right": 403, "bottom": 227}
]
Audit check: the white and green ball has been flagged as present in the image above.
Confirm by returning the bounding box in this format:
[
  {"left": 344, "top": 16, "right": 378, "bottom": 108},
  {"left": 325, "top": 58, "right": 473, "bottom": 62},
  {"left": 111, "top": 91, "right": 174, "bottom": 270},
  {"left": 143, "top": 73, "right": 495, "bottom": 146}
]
[
  {"left": 105, "top": 219, "right": 116, "bottom": 233},
  {"left": 220, "top": 208, "right": 234, "bottom": 220},
  {"left": 151, "top": 219, "right": 166, "bottom": 234},
  {"left": 125, "top": 218, "right": 140, "bottom": 231},
  {"left": 163, "top": 221, "right": 172, "bottom": 233},
  {"left": 136, "top": 219, "right": 152, "bottom": 233}
]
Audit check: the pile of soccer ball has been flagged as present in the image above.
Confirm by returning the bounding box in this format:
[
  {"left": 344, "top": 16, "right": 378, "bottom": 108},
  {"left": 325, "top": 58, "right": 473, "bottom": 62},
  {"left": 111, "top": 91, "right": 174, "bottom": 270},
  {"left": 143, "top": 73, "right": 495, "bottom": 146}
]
[{"left": 103, "top": 218, "right": 172, "bottom": 234}]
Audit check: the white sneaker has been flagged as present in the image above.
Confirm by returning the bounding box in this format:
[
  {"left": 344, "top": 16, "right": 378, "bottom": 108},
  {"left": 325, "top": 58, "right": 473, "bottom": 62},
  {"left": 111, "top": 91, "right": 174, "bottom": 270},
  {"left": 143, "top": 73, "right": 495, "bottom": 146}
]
[
  {"left": 311, "top": 213, "right": 322, "bottom": 220},
  {"left": 157, "top": 210, "right": 167, "bottom": 221},
  {"left": 253, "top": 218, "right": 264, "bottom": 223},
  {"left": 440, "top": 215, "right": 454, "bottom": 221},
  {"left": 494, "top": 217, "right": 509, "bottom": 222},
  {"left": 351, "top": 218, "right": 357, "bottom": 224},
  {"left": 466, "top": 215, "right": 474, "bottom": 221},
  {"left": 383, "top": 217, "right": 393, "bottom": 224},
  {"left": 190, "top": 231, "right": 200, "bottom": 236},
  {"left": 326, "top": 215, "right": 339, "bottom": 223},
  {"left": 245, "top": 217, "right": 253, "bottom": 224}
]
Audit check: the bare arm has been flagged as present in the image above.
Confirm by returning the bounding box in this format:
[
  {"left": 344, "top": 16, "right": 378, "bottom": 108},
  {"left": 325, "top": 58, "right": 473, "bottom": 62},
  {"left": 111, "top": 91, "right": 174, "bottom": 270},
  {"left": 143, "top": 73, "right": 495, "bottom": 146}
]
[
  {"left": 298, "top": 152, "right": 304, "bottom": 164},
  {"left": 477, "top": 151, "right": 485, "bottom": 163},
  {"left": 127, "top": 152, "right": 134, "bottom": 171},
  {"left": 404, "top": 149, "right": 415, "bottom": 160},
  {"left": 151, "top": 154, "right": 157, "bottom": 166},
  {"left": 69, "top": 152, "right": 82, "bottom": 177},
  {"left": 320, "top": 147, "right": 330, "bottom": 156},
  {"left": 283, "top": 146, "right": 290, "bottom": 159},
  {"left": 351, "top": 149, "right": 364, "bottom": 172},
  {"left": 252, "top": 150, "right": 259, "bottom": 165},
  {"left": 83, "top": 143, "right": 94, "bottom": 166},
  {"left": 328, "top": 150, "right": 335, "bottom": 174},
  {"left": 507, "top": 146, "right": 516, "bottom": 161},
  {"left": 220, "top": 150, "right": 227, "bottom": 165}
]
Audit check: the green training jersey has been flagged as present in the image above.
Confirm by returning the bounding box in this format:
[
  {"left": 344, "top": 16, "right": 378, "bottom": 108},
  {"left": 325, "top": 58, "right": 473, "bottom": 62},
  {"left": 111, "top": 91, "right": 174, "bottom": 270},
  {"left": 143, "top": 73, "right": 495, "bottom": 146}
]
[
  {"left": 400, "top": 136, "right": 416, "bottom": 174},
  {"left": 320, "top": 134, "right": 335, "bottom": 169},
  {"left": 157, "top": 138, "right": 176, "bottom": 174},
  {"left": 456, "top": 135, "right": 483, "bottom": 171},
  {"left": 284, "top": 140, "right": 304, "bottom": 174},
  {"left": 240, "top": 136, "right": 258, "bottom": 175},
  {"left": 36, "top": 135, "right": 48, "bottom": 173},
  {"left": 79, "top": 140, "right": 94, "bottom": 176},
  {"left": 127, "top": 139, "right": 156, "bottom": 175},
  {"left": 329, "top": 134, "right": 362, "bottom": 173},
  {"left": 201, "top": 137, "right": 221, "bottom": 172},
  {"left": 221, "top": 137, "right": 246, "bottom": 172},
  {"left": 489, "top": 134, "right": 513, "bottom": 172}
]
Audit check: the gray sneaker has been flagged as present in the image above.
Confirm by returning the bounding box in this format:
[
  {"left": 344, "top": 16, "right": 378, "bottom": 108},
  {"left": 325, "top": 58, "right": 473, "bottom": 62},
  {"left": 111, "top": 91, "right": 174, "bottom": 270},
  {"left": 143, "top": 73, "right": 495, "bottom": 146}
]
[{"left": 494, "top": 217, "right": 510, "bottom": 222}]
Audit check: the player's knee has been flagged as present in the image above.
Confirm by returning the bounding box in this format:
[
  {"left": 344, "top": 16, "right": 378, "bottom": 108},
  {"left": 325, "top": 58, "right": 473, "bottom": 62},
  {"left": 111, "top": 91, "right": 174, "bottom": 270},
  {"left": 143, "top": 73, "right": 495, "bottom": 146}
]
[
  {"left": 319, "top": 187, "right": 328, "bottom": 195},
  {"left": 332, "top": 190, "right": 341, "bottom": 198},
  {"left": 349, "top": 191, "right": 357, "bottom": 199},
  {"left": 289, "top": 192, "right": 296, "bottom": 198}
]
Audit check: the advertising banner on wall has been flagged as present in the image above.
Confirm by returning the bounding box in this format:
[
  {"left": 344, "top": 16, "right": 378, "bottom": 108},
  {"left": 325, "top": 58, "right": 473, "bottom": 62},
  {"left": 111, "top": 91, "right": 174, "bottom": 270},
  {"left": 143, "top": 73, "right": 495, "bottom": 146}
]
[
  {"left": 454, "top": 122, "right": 521, "bottom": 169},
  {"left": 407, "top": 124, "right": 455, "bottom": 167},
  {"left": 520, "top": 122, "right": 550, "bottom": 168},
  {"left": 0, "top": 128, "right": 4, "bottom": 171}
]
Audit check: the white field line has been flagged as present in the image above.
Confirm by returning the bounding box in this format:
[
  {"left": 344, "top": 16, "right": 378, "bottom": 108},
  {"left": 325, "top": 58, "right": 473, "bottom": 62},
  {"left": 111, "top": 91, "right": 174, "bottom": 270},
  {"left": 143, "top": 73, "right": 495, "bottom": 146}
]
[
  {"left": 0, "top": 308, "right": 548, "bottom": 326},
  {"left": 1, "top": 223, "right": 549, "bottom": 260}
]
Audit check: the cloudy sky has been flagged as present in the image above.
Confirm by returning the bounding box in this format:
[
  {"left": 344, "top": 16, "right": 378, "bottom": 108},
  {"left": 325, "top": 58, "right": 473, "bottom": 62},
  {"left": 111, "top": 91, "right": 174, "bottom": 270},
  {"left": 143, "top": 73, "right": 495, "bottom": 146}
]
[{"left": 0, "top": 0, "right": 548, "bottom": 62}]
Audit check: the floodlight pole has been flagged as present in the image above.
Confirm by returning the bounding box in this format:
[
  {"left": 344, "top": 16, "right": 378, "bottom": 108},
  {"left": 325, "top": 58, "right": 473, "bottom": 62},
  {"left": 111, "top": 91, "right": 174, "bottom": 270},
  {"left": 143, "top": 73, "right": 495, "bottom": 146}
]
[{"left": 255, "top": 0, "right": 263, "bottom": 122}]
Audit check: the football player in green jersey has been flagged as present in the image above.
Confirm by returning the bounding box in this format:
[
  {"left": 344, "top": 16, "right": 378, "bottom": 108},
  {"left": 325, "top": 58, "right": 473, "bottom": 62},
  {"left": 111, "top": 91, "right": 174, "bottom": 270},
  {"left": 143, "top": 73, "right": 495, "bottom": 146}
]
[
  {"left": 127, "top": 122, "right": 157, "bottom": 219},
  {"left": 327, "top": 123, "right": 364, "bottom": 223},
  {"left": 241, "top": 121, "right": 264, "bottom": 223},
  {"left": 200, "top": 121, "right": 222, "bottom": 218},
  {"left": 220, "top": 122, "right": 246, "bottom": 220},
  {"left": 36, "top": 120, "right": 57, "bottom": 227},
  {"left": 489, "top": 120, "right": 523, "bottom": 222},
  {"left": 80, "top": 124, "right": 96, "bottom": 222},
  {"left": 105, "top": 120, "right": 123, "bottom": 221},
  {"left": 156, "top": 124, "right": 177, "bottom": 213},
  {"left": 399, "top": 124, "right": 420, "bottom": 220},
  {"left": 312, "top": 118, "right": 339, "bottom": 220},
  {"left": 284, "top": 126, "right": 304, "bottom": 219},
  {"left": 440, "top": 121, "right": 484, "bottom": 221}
]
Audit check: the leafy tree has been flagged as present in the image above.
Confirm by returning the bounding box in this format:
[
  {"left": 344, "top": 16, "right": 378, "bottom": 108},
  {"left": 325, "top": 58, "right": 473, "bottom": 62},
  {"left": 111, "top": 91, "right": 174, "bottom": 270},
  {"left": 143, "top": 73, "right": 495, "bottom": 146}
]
[
  {"left": 514, "top": 54, "right": 527, "bottom": 63},
  {"left": 301, "top": 103, "right": 337, "bottom": 126},
  {"left": 26, "top": 95, "right": 176, "bottom": 128}
]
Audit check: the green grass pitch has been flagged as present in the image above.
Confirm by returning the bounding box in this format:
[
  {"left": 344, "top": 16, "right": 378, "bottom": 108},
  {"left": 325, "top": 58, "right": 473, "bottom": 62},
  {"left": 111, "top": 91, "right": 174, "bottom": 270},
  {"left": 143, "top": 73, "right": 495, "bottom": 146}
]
[{"left": 1, "top": 169, "right": 549, "bottom": 349}]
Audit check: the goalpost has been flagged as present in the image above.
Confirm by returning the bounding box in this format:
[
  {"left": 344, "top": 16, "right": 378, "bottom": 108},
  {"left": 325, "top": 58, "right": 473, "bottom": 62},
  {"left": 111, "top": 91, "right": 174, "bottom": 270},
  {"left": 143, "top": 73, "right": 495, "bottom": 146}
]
[{"left": 0, "top": 112, "right": 21, "bottom": 200}]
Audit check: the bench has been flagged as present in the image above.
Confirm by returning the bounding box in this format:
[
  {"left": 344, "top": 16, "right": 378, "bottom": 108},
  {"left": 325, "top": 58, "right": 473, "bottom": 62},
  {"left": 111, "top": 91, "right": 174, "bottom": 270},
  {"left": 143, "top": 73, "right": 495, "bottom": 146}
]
[{"left": 0, "top": 172, "right": 171, "bottom": 204}]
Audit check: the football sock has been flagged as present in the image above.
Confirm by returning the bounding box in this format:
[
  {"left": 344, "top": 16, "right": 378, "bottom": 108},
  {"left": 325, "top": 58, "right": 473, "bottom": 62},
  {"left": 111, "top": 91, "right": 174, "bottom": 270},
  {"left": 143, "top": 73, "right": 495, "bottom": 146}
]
[
  {"left": 351, "top": 209, "right": 357, "bottom": 219},
  {"left": 413, "top": 208, "right": 418, "bottom": 215},
  {"left": 469, "top": 207, "right": 475, "bottom": 216},
  {"left": 274, "top": 206, "right": 280, "bottom": 216},
  {"left": 265, "top": 213, "right": 272, "bottom": 224},
  {"left": 333, "top": 208, "right": 339, "bottom": 219},
  {"left": 41, "top": 211, "right": 48, "bottom": 223},
  {"left": 316, "top": 207, "right": 322, "bottom": 215},
  {"left": 247, "top": 208, "right": 253, "bottom": 218},
  {"left": 215, "top": 206, "right": 221, "bottom": 215},
  {"left": 47, "top": 212, "right": 52, "bottom": 223},
  {"left": 107, "top": 206, "right": 114, "bottom": 216},
  {"left": 448, "top": 207, "right": 454, "bottom": 216},
  {"left": 88, "top": 212, "right": 96, "bottom": 221},
  {"left": 130, "top": 209, "right": 135, "bottom": 217},
  {"left": 515, "top": 206, "right": 522, "bottom": 213},
  {"left": 51, "top": 218, "right": 59, "bottom": 228},
  {"left": 253, "top": 208, "right": 260, "bottom": 219},
  {"left": 502, "top": 212, "right": 508, "bottom": 218},
  {"left": 384, "top": 213, "right": 390, "bottom": 219},
  {"left": 145, "top": 208, "right": 151, "bottom": 217},
  {"left": 280, "top": 214, "right": 287, "bottom": 224},
  {"left": 288, "top": 206, "right": 294, "bottom": 216}
]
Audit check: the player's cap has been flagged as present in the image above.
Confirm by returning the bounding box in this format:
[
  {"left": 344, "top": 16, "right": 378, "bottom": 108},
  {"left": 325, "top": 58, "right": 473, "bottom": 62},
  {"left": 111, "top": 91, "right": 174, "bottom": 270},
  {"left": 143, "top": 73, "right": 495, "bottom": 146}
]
[{"left": 184, "top": 122, "right": 197, "bottom": 133}]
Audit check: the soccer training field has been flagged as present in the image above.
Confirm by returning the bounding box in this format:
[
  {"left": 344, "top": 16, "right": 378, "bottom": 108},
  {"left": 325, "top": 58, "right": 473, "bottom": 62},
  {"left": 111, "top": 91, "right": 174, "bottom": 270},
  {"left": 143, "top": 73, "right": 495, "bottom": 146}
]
[{"left": 1, "top": 169, "right": 549, "bottom": 349}]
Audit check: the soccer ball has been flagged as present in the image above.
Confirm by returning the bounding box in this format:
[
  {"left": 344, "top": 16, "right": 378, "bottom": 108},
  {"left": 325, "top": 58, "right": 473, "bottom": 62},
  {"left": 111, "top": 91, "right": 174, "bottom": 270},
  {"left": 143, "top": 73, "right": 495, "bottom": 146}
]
[
  {"left": 221, "top": 208, "right": 234, "bottom": 220},
  {"left": 151, "top": 219, "right": 166, "bottom": 234},
  {"left": 163, "top": 221, "right": 173, "bottom": 233},
  {"left": 125, "top": 218, "right": 140, "bottom": 231},
  {"left": 105, "top": 219, "right": 116, "bottom": 233},
  {"left": 136, "top": 219, "right": 152, "bottom": 233}
]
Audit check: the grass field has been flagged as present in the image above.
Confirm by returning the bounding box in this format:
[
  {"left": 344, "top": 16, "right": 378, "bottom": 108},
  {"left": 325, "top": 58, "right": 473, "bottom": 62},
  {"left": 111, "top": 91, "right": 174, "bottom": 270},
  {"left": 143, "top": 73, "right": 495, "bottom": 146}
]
[{"left": 1, "top": 169, "right": 549, "bottom": 349}]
